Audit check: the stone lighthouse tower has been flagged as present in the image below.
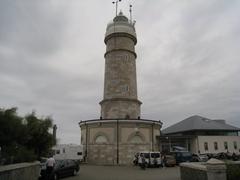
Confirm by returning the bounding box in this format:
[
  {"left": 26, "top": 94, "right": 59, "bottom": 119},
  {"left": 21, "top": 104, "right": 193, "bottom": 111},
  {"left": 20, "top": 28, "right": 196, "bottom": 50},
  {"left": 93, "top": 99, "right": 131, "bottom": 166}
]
[
  {"left": 79, "top": 11, "right": 162, "bottom": 165},
  {"left": 100, "top": 11, "right": 142, "bottom": 119}
]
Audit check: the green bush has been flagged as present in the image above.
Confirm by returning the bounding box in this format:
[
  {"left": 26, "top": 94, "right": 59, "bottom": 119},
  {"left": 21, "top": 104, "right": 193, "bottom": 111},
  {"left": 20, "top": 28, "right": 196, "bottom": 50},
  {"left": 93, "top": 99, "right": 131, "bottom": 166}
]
[
  {"left": 14, "top": 146, "right": 37, "bottom": 163},
  {"left": 226, "top": 163, "right": 240, "bottom": 180}
]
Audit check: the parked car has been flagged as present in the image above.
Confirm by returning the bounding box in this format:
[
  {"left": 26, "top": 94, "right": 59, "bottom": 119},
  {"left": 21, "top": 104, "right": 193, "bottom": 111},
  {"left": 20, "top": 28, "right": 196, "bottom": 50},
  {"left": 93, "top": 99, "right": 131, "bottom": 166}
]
[
  {"left": 171, "top": 151, "right": 192, "bottom": 164},
  {"left": 165, "top": 155, "right": 176, "bottom": 167},
  {"left": 192, "top": 154, "right": 208, "bottom": 162},
  {"left": 39, "top": 159, "right": 80, "bottom": 180},
  {"left": 40, "top": 157, "right": 48, "bottom": 170}
]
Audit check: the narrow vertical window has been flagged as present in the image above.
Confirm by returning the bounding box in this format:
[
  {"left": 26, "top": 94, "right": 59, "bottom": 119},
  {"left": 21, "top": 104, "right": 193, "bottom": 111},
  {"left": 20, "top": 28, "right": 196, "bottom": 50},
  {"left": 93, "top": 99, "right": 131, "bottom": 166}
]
[
  {"left": 204, "top": 142, "right": 208, "bottom": 151},
  {"left": 234, "top": 141, "right": 237, "bottom": 150},
  {"left": 214, "top": 142, "right": 218, "bottom": 150},
  {"left": 224, "top": 142, "right": 228, "bottom": 150}
]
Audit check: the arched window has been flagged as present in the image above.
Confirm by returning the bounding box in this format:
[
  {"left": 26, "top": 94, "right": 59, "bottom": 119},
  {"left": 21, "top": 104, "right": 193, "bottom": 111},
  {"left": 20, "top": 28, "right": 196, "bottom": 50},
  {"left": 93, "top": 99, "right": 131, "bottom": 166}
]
[
  {"left": 127, "top": 131, "right": 146, "bottom": 144},
  {"left": 129, "top": 135, "right": 143, "bottom": 144},
  {"left": 95, "top": 135, "right": 108, "bottom": 144}
]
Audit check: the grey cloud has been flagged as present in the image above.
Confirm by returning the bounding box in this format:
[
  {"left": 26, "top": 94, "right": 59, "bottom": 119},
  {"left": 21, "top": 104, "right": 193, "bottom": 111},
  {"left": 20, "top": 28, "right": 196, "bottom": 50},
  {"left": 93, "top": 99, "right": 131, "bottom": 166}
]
[{"left": 0, "top": 0, "right": 239, "bottom": 143}]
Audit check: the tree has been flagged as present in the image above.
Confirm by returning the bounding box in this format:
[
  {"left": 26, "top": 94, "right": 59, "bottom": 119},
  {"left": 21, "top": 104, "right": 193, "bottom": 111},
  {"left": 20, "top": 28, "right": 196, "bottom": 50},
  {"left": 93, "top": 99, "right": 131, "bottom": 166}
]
[
  {"left": 0, "top": 108, "right": 54, "bottom": 164},
  {"left": 25, "top": 111, "right": 54, "bottom": 158}
]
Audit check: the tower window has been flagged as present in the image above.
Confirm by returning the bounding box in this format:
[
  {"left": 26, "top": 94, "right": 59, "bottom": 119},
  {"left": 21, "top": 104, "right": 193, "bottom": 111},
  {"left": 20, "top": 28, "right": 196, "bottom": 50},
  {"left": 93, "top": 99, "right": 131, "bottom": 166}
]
[{"left": 120, "top": 85, "right": 129, "bottom": 92}]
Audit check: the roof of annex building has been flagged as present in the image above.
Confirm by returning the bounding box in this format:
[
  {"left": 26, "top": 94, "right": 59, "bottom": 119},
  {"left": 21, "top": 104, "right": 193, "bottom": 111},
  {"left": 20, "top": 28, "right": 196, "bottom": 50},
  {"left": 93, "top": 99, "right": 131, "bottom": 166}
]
[{"left": 162, "top": 115, "right": 240, "bottom": 135}]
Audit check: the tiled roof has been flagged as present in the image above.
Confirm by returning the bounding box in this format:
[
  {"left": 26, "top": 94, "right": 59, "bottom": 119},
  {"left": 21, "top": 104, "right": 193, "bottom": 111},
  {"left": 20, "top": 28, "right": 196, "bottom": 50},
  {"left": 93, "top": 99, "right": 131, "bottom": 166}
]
[{"left": 162, "top": 115, "right": 240, "bottom": 135}]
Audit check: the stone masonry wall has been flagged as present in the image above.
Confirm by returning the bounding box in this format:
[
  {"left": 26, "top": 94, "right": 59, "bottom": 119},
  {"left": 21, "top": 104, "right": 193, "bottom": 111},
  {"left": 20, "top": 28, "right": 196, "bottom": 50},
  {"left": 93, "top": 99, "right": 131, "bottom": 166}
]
[
  {"left": 0, "top": 162, "right": 40, "bottom": 180},
  {"left": 180, "top": 165, "right": 207, "bottom": 180},
  {"left": 101, "top": 100, "right": 140, "bottom": 119},
  {"left": 80, "top": 121, "right": 161, "bottom": 165}
]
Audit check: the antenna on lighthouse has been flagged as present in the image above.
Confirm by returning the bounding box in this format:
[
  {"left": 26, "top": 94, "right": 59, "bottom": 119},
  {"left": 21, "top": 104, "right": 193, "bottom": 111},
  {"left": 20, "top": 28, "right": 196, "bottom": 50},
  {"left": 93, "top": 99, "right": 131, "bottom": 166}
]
[
  {"left": 112, "top": 0, "right": 122, "bottom": 17},
  {"left": 129, "top": 4, "right": 132, "bottom": 23}
]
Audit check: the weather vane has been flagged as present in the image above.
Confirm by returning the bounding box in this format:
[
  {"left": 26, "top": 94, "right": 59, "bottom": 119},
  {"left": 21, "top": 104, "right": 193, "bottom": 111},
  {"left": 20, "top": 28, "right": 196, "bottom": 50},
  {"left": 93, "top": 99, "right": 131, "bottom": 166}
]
[{"left": 112, "top": 0, "right": 122, "bottom": 17}]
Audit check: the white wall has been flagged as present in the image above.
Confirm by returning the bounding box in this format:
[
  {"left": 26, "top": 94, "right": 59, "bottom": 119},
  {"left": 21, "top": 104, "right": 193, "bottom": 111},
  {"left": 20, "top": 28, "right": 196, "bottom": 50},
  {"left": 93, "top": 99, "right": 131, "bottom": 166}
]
[
  {"left": 197, "top": 136, "right": 240, "bottom": 154},
  {"left": 52, "top": 144, "right": 83, "bottom": 160}
]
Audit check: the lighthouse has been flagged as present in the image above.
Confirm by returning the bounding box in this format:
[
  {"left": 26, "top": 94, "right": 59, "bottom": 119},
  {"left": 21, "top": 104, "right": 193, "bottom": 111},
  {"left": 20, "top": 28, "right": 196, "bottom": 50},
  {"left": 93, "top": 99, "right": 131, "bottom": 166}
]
[
  {"left": 79, "top": 11, "right": 162, "bottom": 165},
  {"left": 100, "top": 11, "right": 142, "bottom": 119}
]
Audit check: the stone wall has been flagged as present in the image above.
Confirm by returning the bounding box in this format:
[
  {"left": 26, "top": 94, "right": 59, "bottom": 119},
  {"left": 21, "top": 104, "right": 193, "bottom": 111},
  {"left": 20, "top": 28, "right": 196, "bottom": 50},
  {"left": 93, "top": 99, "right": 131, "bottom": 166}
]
[
  {"left": 0, "top": 162, "right": 40, "bottom": 180},
  {"left": 80, "top": 119, "right": 161, "bottom": 165},
  {"left": 180, "top": 162, "right": 207, "bottom": 180},
  {"left": 87, "top": 143, "right": 152, "bottom": 165},
  {"left": 180, "top": 159, "right": 227, "bottom": 180},
  {"left": 100, "top": 99, "right": 141, "bottom": 119}
]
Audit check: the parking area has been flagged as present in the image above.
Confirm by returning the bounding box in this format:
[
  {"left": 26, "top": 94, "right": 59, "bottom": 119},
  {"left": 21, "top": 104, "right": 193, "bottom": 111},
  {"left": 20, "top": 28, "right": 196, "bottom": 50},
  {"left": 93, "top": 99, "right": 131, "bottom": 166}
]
[{"left": 65, "top": 164, "right": 180, "bottom": 180}]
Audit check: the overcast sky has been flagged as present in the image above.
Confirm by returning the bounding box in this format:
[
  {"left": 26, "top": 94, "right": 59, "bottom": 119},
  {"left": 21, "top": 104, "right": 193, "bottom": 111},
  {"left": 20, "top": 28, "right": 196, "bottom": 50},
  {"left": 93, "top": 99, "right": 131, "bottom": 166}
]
[{"left": 0, "top": 0, "right": 239, "bottom": 144}]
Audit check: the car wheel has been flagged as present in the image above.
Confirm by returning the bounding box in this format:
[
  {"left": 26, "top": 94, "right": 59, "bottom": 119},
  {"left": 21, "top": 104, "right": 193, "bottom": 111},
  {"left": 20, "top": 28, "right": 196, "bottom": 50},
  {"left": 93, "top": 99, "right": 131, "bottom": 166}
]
[
  {"left": 73, "top": 169, "right": 78, "bottom": 176},
  {"left": 53, "top": 173, "right": 58, "bottom": 180}
]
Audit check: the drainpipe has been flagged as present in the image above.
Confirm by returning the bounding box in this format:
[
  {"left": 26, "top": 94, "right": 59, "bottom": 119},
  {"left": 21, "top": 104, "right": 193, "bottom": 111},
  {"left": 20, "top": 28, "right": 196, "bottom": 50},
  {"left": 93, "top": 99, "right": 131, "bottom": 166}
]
[
  {"left": 151, "top": 123, "right": 154, "bottom": 151},
  {"left": 117, "top": 120, "right": 119, "bottom": 164},
  {"left": 85, "top": 123, "right": 88, "bottom": 162}
]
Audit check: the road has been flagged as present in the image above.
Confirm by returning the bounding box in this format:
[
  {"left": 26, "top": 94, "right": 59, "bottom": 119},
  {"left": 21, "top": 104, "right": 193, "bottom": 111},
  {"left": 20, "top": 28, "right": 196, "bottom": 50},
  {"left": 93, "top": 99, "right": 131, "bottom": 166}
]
[{"left": 65, "top": 164, "right": 180, "bottom": 180}]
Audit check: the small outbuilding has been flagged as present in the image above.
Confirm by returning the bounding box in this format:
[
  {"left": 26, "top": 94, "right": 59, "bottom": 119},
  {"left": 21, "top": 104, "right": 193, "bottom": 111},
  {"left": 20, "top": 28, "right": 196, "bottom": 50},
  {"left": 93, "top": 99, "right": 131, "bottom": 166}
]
[{"left": 159, "top": 115, "right": 240, "bottom": 154}]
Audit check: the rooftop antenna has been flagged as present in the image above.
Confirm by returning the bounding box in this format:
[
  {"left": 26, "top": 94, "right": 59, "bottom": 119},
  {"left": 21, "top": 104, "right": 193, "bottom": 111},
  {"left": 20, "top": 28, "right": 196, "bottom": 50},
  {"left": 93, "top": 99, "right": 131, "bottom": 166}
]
[
  {"left": 129, "top": 4, "right": 132, "bottom": 23},
  {"left": 112, "top": 0, "right": 122, "bottom": 17}
]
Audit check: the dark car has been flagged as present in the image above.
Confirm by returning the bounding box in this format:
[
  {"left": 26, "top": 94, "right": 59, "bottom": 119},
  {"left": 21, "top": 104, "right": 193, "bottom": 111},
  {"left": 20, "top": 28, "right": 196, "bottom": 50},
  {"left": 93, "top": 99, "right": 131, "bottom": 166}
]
[
  {"left": 39, "top": 159, "right": 80, "bottom": 180},
  {"left": 192, "top": 154, "right": 208, "bottom": 162},
  {"left": 171, "top": 151, "right": 192, "bottom": 164},
  {"left": 165, "top": 155, "right": 176, "bottom": 167}
]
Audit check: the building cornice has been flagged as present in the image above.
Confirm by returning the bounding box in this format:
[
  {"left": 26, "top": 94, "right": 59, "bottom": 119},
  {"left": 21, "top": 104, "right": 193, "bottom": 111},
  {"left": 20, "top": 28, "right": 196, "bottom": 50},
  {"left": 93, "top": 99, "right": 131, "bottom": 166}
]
[
  {"left": 79, "top": 118, "right": 162, "bottom": 126},
  {"left": 99, "top": 98, "right": 142, "bottom": 105},
  {"left": 104, "top": 32, "right": 137, "bottom": 45},
  {"left": 104, "top": 49, "right": 137, "bottom": 58}
]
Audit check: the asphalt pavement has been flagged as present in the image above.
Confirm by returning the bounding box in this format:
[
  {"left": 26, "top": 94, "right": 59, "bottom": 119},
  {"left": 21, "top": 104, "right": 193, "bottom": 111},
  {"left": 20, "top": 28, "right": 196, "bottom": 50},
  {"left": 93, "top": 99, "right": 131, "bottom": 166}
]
[{"left": 65, "top": 164, "right": 180, "bottom": 180}]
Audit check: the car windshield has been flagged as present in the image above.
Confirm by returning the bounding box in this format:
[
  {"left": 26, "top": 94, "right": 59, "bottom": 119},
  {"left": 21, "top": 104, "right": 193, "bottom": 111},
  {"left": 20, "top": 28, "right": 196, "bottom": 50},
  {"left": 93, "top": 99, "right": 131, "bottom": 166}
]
[
  {"left": 143, "top": 153, "right": 150, "bottom": 158},
  {"left": 40, "top": 158, "right": 47, "bottom": 163},
  {"left": 166, "top": 155, "right": 174, "bottom": 160},
  {"left": 55, "top": 160, "right": 65, "bottom": 168},
  {"left": 182, "top": 152, "right": 191, "bottom": 157},
  {"left": 151, "top": 153, "right": 160, "bottom": 158}
]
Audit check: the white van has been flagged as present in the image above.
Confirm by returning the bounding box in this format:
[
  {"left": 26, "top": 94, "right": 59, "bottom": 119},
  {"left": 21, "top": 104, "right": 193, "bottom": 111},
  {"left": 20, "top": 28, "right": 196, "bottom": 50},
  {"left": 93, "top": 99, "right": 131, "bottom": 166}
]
[
  {"left": 52, "top": 144, "right": 83, "bottom": 161},
  {"left": 137, "top": 151, "right": 162, "bottom": 167},
  {"left": 149, "top": 151, "right": 162, "bottom": 167},
  {"left": 138, "top": 151, "right": 150, "bottom": 165}
]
